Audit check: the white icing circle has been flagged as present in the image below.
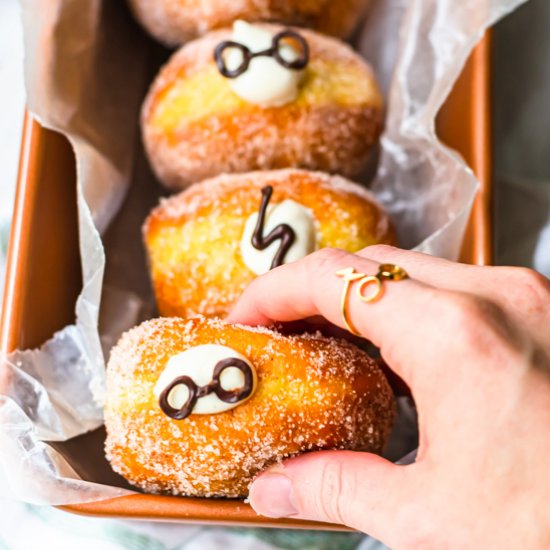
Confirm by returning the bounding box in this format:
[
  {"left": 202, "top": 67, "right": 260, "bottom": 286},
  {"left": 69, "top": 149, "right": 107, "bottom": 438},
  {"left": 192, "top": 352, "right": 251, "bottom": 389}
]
[
  {"left": 225, "top": 20, "right": 305, "bottom": 107},
  {"left": 154, "top": 345, "right": 257, "bottom": 416},
  {"left": 166, "top": 384, "right": 190, "bottom": 410},
  {"left": 219, "top": 366, "right": 246, "bottom": 391},
  {"left": 240, "top": 199, "right": 317, "bottom": 275}
]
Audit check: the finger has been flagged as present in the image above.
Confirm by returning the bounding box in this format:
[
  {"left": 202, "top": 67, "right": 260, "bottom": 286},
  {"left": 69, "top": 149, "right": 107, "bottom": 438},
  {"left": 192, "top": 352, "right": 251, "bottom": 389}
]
[
  {"left": 359, "top": 245, "right": 550, "bottom": 343},
  {"left": 356, "top": 245, "right": 475, "bottom": 278},
  {"left": 249, "top": 450, "right": 413, "bottom": 546},
  {"left": 228, "top": 248, "right": 526, "bottom": 399},
  {"left": 227, "top": 247, "right": 433, "bottom": 328},
  {"left": 228, "top": 248, "right": 448, "bottom": 387}
]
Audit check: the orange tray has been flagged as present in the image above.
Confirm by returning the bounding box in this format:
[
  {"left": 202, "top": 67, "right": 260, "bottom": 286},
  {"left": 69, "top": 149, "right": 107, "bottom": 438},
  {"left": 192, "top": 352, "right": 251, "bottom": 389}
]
[{"left": 0, "top": 35, "right": 491, "bottom": 528}]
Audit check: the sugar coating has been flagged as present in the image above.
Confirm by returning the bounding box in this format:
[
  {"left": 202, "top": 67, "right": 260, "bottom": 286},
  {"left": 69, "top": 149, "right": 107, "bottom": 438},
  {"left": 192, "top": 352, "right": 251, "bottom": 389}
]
[
  {"left": 143, "top": 169, "right": 396, "bottom": 319},
  {"left": 148, "top": 169, "right": 383, "bottom": 221},
  {"left": 128, "top": 0, "right": 371, "bottom": 46},
  {"left": 104, "top": 316, "right": 395, "bottom": 497},
  {"left": 141, "top": 25, "right": 383, "bottom": 190}
]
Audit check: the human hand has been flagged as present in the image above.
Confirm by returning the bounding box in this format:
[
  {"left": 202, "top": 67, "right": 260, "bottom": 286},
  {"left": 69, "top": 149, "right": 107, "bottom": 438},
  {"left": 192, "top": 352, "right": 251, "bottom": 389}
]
[{"left": 227, "top": 246, "right": 550, "bottom": 548}]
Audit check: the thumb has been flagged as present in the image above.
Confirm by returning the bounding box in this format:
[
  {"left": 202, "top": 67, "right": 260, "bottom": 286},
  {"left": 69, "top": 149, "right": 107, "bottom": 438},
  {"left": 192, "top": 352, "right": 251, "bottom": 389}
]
[{"left": 249, "top": 450, "right": 409, "bottom": 541}]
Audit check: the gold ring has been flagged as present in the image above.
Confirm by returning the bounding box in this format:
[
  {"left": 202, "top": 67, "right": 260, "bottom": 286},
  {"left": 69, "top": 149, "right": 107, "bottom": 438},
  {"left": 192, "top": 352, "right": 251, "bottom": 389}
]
[{"left": 336, "top": 264, "right": 409, "bottom": 336}]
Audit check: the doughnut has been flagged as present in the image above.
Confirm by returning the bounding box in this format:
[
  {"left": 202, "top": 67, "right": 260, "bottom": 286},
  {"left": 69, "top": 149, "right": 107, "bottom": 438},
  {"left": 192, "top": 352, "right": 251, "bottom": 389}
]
[
  {"left": 128, "top": 0, "right": 371, "bottom": 46},
  {"left": 142, "top": 22, "right": 383, "bottom": 190},
  {"left": 143, "top": 169, "right": 396, "bottom": 319},
  {"left": 104, "top": 316, "right": 395, "bottom": 497}
]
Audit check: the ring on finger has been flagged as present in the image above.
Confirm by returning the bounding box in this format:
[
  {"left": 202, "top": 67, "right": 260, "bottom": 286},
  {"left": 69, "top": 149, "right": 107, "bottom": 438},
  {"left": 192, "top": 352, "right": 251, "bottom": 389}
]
[{"left": 336, "top": 263, "right": 409, "bottom": 336}]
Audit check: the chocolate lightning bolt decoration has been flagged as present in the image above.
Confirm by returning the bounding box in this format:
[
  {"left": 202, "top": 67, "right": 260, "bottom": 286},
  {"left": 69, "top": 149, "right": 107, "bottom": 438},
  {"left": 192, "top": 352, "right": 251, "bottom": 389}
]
[{"left": 251, "top": 185, "right": 296, "bottom": 270}]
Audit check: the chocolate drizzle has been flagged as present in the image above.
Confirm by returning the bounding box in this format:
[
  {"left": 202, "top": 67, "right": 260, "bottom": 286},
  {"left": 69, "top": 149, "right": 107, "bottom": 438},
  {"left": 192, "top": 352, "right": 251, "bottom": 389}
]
[
  {"left": 159, "top": 358, "right": 254, "bottom": 420},
  {"left": 252, "top": 186, "right": 296, "bottom": 270},
  {"left": 214, "top": 29, "right": 309, "bottom": 79}
]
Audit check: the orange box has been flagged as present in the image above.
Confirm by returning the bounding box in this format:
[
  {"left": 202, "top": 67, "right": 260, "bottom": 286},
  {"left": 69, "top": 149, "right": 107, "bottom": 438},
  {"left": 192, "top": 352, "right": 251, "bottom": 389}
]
[{"left": 0, "top": 33, "right": 491, "bottom": 528}]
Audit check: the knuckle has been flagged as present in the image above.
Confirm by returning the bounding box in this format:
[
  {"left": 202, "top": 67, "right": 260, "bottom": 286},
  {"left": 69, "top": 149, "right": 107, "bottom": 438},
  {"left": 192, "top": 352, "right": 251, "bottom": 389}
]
[
  {"left": 501, "top": 267, "right": 550, "bottom": 310},
  {"left": 317, "top": 460, "right": 349, "bottom": 525},
  {"left": 306, "top": 247, "right": 348, "bottom": 276},
  {"left": 363, "top": 244, "right": 399, "bottom": 257},
  {"left": 511, "top": 267, "right": 550, "bottom": 291}
]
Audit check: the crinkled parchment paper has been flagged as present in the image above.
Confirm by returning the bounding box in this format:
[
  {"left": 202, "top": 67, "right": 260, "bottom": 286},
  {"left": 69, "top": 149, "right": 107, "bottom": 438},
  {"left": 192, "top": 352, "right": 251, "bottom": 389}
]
[{"left": 0, "top": 0, "right": 526, "bottom": 504}]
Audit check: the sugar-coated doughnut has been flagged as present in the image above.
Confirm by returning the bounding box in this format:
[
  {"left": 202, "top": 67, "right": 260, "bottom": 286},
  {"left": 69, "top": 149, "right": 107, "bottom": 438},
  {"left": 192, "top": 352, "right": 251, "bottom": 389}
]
[
  {"left": 104, "top": 316, "right": 395, "bottom": 497},
  {"left": 143, "top": 169, "right": 396, "bottom": 319},
  {"left": 128, "top": 0, "right": 371, "bottom": 46},
  {"left": 142, "top": 23, "right": 383, "bottom": 190}
]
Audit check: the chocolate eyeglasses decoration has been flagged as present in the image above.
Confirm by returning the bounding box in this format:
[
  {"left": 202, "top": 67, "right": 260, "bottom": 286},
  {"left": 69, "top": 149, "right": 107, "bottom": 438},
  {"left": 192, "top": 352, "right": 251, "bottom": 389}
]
[
  {"left": 214, "top": 29, "right": 309, "bottom": 79},
  {"left": 252, "top": 185, "right": 296, "bottom": 270},
  {"left": 159, "top": 358, "right": 254, "bottom": 420}
]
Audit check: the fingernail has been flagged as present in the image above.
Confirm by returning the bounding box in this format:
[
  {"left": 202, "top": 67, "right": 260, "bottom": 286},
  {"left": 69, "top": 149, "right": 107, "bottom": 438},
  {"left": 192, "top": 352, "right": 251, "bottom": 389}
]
[{"left": 249, "top": 473, "right": 298, "bottom": 518}]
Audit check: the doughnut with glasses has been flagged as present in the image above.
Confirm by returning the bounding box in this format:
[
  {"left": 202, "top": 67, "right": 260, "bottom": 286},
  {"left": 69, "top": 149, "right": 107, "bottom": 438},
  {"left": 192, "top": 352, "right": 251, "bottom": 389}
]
[
  {"left": 128, "top": 0, "right": 371, "bottom": 46},
  {"left": 142, "top": 21, "right": 384, "bottom": 190},
  {"left": 104, "top": 316, "right": 395, "bottom": 497},
  {"left": 143, "top": 169, "right": 396, "bottom": 319}
]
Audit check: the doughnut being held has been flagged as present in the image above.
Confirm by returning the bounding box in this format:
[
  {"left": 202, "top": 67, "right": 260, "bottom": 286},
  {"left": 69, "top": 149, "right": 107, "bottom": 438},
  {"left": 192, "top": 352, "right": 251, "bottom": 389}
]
[
  {"left": 142, "top": 23, "right": 383, "bottom": 190},
  {"left": 143, "top": 169, "right": 396, "bottom": 319},
  {"left": 104, "top": 316, "right": 395, "bottom": 498},
  {"left": 128, "top": 0, "right": 371, "bottom": 46}
]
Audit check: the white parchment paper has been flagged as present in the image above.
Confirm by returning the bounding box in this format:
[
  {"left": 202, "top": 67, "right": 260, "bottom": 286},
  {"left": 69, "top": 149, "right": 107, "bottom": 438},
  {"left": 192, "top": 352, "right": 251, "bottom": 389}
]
[{"left": 0, "top": 0, "right": 526, "bottom": 504}]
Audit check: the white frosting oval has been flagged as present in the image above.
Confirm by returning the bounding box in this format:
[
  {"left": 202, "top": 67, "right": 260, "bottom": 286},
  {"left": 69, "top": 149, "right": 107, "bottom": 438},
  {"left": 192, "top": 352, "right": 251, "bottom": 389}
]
[
  {"left": 240, "top": 198, "right": 317, "bottom": 275},
  {"left": 154, "top": 345, "right": 257, "bottom": 416},
  {"left": 224, "top": 20, "right": 305, "bottom": 107}
]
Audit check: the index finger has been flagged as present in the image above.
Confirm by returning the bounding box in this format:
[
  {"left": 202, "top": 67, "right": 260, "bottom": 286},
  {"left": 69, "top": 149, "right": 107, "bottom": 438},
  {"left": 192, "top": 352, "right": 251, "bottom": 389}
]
[{"left": 227, "top": 248, "right": 459, "bottom": 390}]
